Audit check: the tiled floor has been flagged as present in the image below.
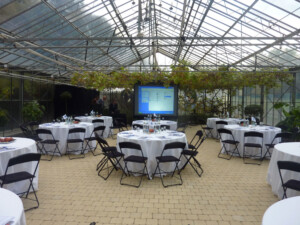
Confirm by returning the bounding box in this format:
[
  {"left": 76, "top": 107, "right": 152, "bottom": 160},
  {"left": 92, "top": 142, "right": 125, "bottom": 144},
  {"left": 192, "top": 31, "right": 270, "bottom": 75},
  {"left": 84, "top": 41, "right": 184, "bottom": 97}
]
[{"left": 25, "top": 125, "right": 279, "bottom": 225}]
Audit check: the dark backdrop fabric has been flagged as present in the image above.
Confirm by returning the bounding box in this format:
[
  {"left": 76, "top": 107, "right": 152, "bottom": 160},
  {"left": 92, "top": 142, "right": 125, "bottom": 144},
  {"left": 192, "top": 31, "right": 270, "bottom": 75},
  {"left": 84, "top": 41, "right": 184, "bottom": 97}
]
[{"left": 54, "top": 85, "right": 98, "bottom": 119}]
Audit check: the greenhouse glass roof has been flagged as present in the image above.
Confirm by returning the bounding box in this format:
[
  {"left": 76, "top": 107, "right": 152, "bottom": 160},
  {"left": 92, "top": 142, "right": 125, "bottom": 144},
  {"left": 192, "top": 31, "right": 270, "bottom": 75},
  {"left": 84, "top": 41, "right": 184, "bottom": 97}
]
[{"left": 0, "top": 0, "right": 300, "bottom": 84}]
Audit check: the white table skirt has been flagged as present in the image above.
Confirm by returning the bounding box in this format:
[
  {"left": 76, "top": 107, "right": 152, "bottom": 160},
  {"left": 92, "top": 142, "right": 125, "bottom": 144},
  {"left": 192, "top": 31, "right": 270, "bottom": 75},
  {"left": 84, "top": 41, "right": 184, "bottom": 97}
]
[
  {"left": 0, "top": 138, "right": 38, "bottom": 194},
  {"left": 262, "top": 196, "right": 300, "bottom": 225},
  {"left": 117, "top": 130, "right": 187, "bottom": 178},
  {"left": 132, "top": 120, "right": 177, "bottom": 131},
  {"left": 39, "top": 122, "right": 94, "bottom": 155},
  {"left": 207, "top": 118, "right": 244, "bottom": 138},
  {"left": 221, "top": 125, "right": 281, "bottom": 157},
  {"left": 0, "top": 188, "right": 26, "bottom": 225},
  {"left": 75, "top": 116, "right": 112, "bottom": 138},
  {"left": 267, "top": 142, "right": 300, "bottom": 198}
]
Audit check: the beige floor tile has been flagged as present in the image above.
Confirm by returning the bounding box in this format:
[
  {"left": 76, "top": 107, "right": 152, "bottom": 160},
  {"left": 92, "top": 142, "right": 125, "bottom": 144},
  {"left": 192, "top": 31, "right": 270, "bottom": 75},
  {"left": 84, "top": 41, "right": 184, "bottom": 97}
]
[{"left": 24, "top": 125, "right": 279, "bottom": 225}]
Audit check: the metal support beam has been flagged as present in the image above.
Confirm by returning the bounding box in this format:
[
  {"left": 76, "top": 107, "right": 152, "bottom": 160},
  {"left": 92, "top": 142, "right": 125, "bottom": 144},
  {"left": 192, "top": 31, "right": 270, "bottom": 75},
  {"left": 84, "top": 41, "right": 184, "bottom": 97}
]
[
  {"left": 230, "top": 28, "right": 300, "bottom": 66},
  {"left": 108, "top": 0, "right": 144, "bottom": 65},
  {"left": 196, "top": 0, "right": 259, "bottom": 65}
]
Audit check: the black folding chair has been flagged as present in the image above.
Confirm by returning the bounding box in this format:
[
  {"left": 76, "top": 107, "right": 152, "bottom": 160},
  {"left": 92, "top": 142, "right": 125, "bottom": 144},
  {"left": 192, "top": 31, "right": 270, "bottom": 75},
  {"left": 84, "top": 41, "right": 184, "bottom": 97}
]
[
  {"left": 153, "top": 142, "right": 186, "bottom": 188},
  {"left": 179, "top": 130, "right": 205, "bottom": 177},
  {"left": 0, "top": 153, "right": 41, "bottom": 211},
  {"left": 264, "top": 132, "right": 293, "bottom": 159},
  {"left": 216, "top": 121, "right": 228, "bottom": 139},
  {"left": 119, "top": 142, "right": 149, "bottom": 188},
  {"left": 66, "top": 127, "right": 86, "bottom": 160},
  {"left": 20, "top": 123, "right": 41, "bottom": 142},
  {"left": 109, "top": 118, "right": 125, "bottom": 139},
  {"left": 36, "top": 128, "right": 61, "bottom": 161},
  {"left": 217, "top": 128, "right": 240, "bottom": 160},
  {"left": 200, "top": 120, "right": 213, "bottom": 138},
  {"left": 95, "top": 134, "right": 124, "bottom": 180},
  {"left": 243, "top": 131, "right": 263, "bottom": 165},
  {"left": 277, "top": 161, "right": 300, "bottom": 199},
  {"left": 84, "top": 125, "right": 105, "bottom": 156}
]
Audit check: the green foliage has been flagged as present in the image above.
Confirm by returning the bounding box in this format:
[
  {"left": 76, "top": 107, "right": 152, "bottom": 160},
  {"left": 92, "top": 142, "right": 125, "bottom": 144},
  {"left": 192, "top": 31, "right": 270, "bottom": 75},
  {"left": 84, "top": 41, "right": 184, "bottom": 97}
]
[
  {"left": 275, "top": 103, "right": 300, "bottom": 136},
  {"left": 244, "top": 105, "right": 263, "bottom": 117},
  {"left": 71, "top": 65, "right": 293, "bottom": 92},
  {"left": 22, "top": 101, "right": 45, "bottom": 122},
  {"left": 0, "top": 108, "right": 9, "bottom": 127}
]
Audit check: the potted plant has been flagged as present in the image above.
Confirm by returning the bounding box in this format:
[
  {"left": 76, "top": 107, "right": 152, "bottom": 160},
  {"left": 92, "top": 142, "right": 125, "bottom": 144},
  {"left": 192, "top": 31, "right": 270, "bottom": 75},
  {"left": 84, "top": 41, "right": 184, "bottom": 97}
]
[
  {"left": 60, "top": 91, "right": 72, "bottom": 114},
  {"left": 22, "top": 100, "right": 45, "bottom": 122}
]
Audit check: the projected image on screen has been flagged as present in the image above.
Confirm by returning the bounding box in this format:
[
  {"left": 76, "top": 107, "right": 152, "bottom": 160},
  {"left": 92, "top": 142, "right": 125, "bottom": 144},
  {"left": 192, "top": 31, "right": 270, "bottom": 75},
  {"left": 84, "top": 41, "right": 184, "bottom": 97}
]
[{"left": 138, "top": 86, "right": 175, "bottom": 114}]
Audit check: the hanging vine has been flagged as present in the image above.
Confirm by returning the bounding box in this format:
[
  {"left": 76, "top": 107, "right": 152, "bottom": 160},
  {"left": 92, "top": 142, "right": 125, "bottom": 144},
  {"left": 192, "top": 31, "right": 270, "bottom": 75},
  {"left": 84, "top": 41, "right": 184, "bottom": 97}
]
[{"left": 71, "top": 61, "right": 293, "bottom": 92}]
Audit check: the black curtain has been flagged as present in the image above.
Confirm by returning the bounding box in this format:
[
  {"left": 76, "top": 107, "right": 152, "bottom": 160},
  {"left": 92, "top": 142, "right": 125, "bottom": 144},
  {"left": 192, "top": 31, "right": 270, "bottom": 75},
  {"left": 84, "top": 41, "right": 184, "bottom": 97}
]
[{"left": 54, "top": 85, "right": 98, "bottom": 119}]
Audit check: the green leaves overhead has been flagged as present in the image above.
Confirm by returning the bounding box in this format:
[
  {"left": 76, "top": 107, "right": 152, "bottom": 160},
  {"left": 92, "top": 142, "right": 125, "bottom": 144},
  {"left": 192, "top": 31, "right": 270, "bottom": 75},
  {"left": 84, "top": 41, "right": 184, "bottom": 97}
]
[{"left": 71, "top": 63, "right": 293, "bottom": 91}]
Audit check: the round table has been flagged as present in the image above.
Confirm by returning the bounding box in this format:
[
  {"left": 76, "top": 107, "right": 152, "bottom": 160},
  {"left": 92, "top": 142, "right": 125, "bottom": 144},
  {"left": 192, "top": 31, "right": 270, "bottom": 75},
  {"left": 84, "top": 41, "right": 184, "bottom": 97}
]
[
  {"left": 207, "top": 118, "right": 244, "bottom": 138},
  {"left": 223, "top": 125, "right": 281, "bottom": 157},
  {"left": 39, "top": 122, "right": 94, "bottom": 155},
  {"left": 75, "top": 116, "right": 112, "bottom": 138},
  {"left": 0, "top": 138, "right": 38, "bottom": 194},
  {"left": 267, "top": 142, "right": 300, "bottom": 198},
  {"left": 132, "top": 120, "right": 177, "bottom": 131},
  {"left": 117, "top": 130, "right": 187, "bottom": 178},
  {"left": 262, "top": 196, "right": 300, "bottom": 225},
  {"left": 0, "top": 188, "right": 26, "bottom": 225}
]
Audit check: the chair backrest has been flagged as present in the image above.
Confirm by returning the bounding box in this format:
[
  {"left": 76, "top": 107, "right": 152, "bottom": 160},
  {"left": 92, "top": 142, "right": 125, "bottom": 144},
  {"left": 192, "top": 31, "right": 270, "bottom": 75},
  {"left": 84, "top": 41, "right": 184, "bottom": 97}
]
[
  {"left": 161, "top": 142, "right": 186, "bottom": 156},
  {"left": 119, "top": 142, "right": 144, "bottom": 157},
  {"left": 277, "top": 161, "right": 300, "bottom": 173},
  {"left": 92, "top": 119, "right": 104, "bottom": 123},
  {"left": 68, "top": 127, "right": 86, "bottom": 140},
  {"left": 7, "top": 153, "right": 41, "bottom": 167},
  {"left": 93, "top": 125, "right": 105, "bottom": 136},
  {"left": 244, "top": 131, "right": 263, "bottom": 138},
  {"left": 95, "top": 133, "right": 109, "bottom": 148},
  {"left": 189, "top": 130, "right": 204, "bottom": 150},
  {"left": 274, "top": 132, "right": 293, "bottom": 143},
  {"left": 217, "top": 128, "right": 235, "bottom": 141},
  {"left": 216, "top": 120, "right": 228, "bottom": 125},
  {"left": 36, "top": 128, "right": 55, "bottom": 140}
]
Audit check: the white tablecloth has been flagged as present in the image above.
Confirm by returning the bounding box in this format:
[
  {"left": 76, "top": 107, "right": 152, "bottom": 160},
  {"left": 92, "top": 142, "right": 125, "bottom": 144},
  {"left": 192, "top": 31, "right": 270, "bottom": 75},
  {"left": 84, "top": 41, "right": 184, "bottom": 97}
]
[
  {"left": 262, "top": 196, "right": 300, "bottom": 225},
  {"left": 39, "top": 122, "right": 94, "bottom": 155},
  {"left": 267, "top": 142, "right": 300, "bottom": 198},
  {"left": 117, "top": 130, "right": 187, "bottom": 178},
  {"left": 0, "top": 188, "right": 26, "bottom": 225},
  {"left": 207, "top": 118, "right": 244, "bottom": 138},
  {"left": 0, "top": 138, "right": 38, "bottom": 194},
  {"left": 132, "top": 120, "right": 177, "bottom": 131},
  {"left": 223, "top": 125, "right": 281, "bottom": 157},
  {"left": 75, "top": 116, "right": 112, "bottom": 138}
]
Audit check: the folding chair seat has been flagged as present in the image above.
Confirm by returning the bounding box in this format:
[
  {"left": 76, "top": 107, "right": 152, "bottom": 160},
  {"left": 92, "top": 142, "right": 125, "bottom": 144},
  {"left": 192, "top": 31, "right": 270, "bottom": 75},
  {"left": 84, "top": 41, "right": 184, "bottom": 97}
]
[
  {"left": 0, "top": 153, "right": 41, "bottom": 211},
  {"left": 277, "top": 161, "right": 300, "bottom": 199},
  {"left": 153, "top": 142, "right": 186, "bottom": 188},
  {"left": 217, "top": 128, "right": 240, "bottom": 160},
  {"left": 179, "top": 130, "right": 205, "bottom": 177},
  {"left": 95, "top": 134, "right": 124, "bottom": 180},
  {"left": 264, "top": 132, "right": 293, "bottom": 159},
  {"left": 84, "top": 125, "right": 105, "bottom": 156},
  {"left": 36, "top": 128, "right": 61, "bottom": 161},
  {"left": 119, "top": 142, "right": 149, "bottom": 188},
  {"left": 243, "top": 131, "right": 263, "bottom": 165},
  {"left": 216, "top": 121, "right": 228, "bottom": 139},
  {"left": 66, "top": 127, "right": 86, "bottom": 160}
]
